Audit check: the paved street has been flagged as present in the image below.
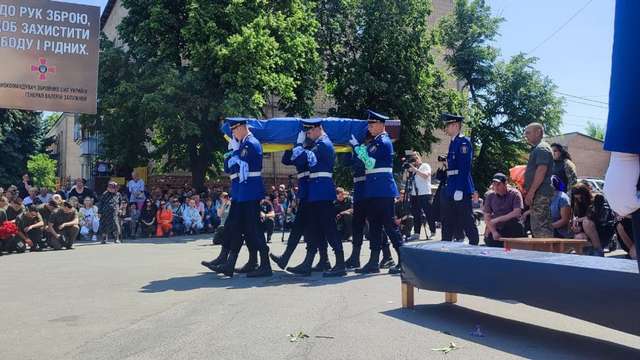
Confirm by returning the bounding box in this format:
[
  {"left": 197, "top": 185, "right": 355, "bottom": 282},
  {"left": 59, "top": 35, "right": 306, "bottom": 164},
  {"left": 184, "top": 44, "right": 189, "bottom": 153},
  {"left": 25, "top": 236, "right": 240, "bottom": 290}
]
[{"left": 1, "top": 234, "right": 639, "bottom": 360}]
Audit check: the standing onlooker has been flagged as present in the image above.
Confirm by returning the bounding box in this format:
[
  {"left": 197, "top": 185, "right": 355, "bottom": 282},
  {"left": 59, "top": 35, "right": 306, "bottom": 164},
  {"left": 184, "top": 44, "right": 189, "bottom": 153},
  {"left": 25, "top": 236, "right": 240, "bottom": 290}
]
[
  {"left": 523, "top": 123, "right": 554, "bottom": 237},
  {"left": 123, "top": 203, "right": 140, "bottom": 239},
  {"left": 551, "top": 143, "right": 578, "bottom": 192},
  {"left": 17, "top": 174, "right": 33, "bottom": 199},
  {"left": 260, "top": 196, "right": 276, "bottom": 243},
  {"left": 407, "top": 152, "right": 435, "bottom": 240},
  {"left": 98, "top": 181, "right": 122, "bottom": 244},
  {"left": 482, "top": 173, "right": 525, "bottom": 247},
  {"left": 69, "top": 178, "right": 96, "bottom": 203},
  {"left": 127, "top": 171, "right": 146, "bottom": 210},
  {"left": 79, "top": 197, "right": 100, "bottom": 241},
  {"left": 550, "top": 176, "right": 573, "bottom": 238}
]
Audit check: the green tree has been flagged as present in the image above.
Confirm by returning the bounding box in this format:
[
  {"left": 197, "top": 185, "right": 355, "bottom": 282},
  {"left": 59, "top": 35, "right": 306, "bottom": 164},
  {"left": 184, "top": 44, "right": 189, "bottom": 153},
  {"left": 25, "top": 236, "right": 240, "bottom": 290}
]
[
  {"left": 27, "top": 154, "right": 57, "bottom": 189},
  {"left": 585, "top": 121, "right": 605, "bottom": 140},
  {"left": 439, "top": 0, "right": 564, "bottom": 191},
  {"left": 0, "top": 109, "right": 45, "bottom": 186},
  {"left": 89, "top": 0, "right": 322, "bottom": 189},
  {"left": 317, "top": 0, "right": 464, "bottom": 158}
]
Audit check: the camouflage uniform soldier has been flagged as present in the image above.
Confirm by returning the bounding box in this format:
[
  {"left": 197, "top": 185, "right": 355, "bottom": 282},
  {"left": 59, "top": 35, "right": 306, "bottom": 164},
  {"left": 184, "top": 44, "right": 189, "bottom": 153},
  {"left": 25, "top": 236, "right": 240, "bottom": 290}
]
[{"left": 523, "top": 123, "right": 554, "bottom": 237}]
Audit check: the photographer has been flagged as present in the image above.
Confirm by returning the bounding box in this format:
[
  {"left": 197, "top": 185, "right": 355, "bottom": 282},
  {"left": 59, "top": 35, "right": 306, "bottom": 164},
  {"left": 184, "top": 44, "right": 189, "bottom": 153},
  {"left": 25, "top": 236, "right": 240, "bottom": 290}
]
[{"left": 404, "top": 152, "right": 435, "bottom": 240}]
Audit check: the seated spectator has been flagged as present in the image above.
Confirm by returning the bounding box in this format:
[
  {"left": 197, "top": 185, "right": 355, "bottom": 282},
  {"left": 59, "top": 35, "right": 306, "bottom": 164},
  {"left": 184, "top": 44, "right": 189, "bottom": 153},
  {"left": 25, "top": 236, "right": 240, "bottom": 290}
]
[
  {"left": 16, "top": 204, "right": 45, "bottom": 251},
  {"left": 203, "top": 197, "right": 219, "bottom": 232},
  {"left": 156, "top": 200, "right": 173, "bottom": 237},
  {"left": 616, "top": 215, "right": 636, "bottom": 259},
  {"left": 570, "top": 183, "right": 615, "bottom": 256},
  {"left": 260, "top": 196, "right": 276, "bottom": 243},
  {"left": 335, "top": 187, "right": 353, "bottom": 242},
  {"left": 47, "top": 201, "right": 79, "bottom": 250},
  {"left": 23, "top": 186, "right": 40, "bottom": 206},
  {"left": 183, "top": 199, "right": 203, "bottom": 235},
  {"left": 123, "top": 202, "right": 140, "bottom": 239},
  {"left": 37, "top": 187, "right": 52, "bottom": 205},
  {"left": 550, "top": 176, "right": 572, "bottom": 238},
  {"left": 0, "top": 196, "right": 7, "bottom": 211},
  {"left": 68, "top": 196, "right": 80, "bottom": 210},
  {"left": 68, "top": 178, "right": 96, "bottom": 203},
  {"left": 79, "top": 197, "right": 100, "bottom": 241},
  {"left": 394, "top": 191, "right": 414, "bottom": 239},
  {"left": 139, "top": 199, "right": 157, "bottom": 237},
  {"left": 117, "top": 199, "right": 129, "bottom": 238},
  {"left": 482, "top": 173, "right": 525, "bottom": 247},
  {"left": 17, "top": 173, "right": 33, "bottom": 199},
  {"left": 6, "top": 197, "right": 24, "bottom": 221},
  {"left": 169, "top": 197, "right": 186, "bottom": 235},
  {"left": 472, "top": 190, "right": 484, "bottom": 225}
]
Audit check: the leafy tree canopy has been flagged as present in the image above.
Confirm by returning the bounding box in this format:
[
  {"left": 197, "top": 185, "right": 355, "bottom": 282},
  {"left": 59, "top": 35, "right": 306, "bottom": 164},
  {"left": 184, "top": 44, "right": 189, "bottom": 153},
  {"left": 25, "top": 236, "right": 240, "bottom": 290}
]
[{"left": 0, "top": 109, "right": 45, "bottom": 187}]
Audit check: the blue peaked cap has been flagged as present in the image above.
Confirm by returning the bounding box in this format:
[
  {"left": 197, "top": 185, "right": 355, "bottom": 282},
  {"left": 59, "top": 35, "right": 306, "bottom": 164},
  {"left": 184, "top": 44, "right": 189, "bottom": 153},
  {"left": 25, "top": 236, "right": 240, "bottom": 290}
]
[
  {"left": 302, "top": 118, "right": 322, "bottom": 130},
  {"left": 226, "top": 118, "right": 248, "bottom": 129},
  {"left": 441, "top": 113, "right": 464, "bottom": 124},
  {"left": 366, "top": 110, "right": 389, "bottom": 123}
]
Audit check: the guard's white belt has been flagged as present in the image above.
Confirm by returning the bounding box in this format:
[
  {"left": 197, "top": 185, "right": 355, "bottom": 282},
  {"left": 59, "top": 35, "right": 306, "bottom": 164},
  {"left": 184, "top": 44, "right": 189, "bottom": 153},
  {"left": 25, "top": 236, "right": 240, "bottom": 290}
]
[
  {"left": 353, "top": 176, "right": 366, "bottom": 183},
  {"left": 309, "top": 172, "right": 333, "bottom": 178},
  {"left": 447, "top": 170, "right": 459, "bottom": 176},
  {"left": 230, "top": 171, "right": 262, "bottom": 180},
  {"left": 365, "top": 167, "right": 393, "bottom": 175},
  {"left": 296, "top": 171, "right": 310, "bottom": 179}
]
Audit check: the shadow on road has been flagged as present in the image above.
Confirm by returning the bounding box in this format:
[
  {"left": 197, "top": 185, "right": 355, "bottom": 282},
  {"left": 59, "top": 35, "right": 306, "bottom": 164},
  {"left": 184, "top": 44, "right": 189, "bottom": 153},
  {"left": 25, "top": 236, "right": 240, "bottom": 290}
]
[{"left": 382, "top": 303, "right": 640, "bottom": 359}]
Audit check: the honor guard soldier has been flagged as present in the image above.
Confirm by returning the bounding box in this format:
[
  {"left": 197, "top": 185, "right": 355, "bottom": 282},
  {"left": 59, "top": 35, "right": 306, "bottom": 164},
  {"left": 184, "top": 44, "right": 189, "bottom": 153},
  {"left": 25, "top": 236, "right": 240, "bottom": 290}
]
[
  {"left": 440, "top": 113, "right": 479, "bottom": 245},
  {"left": 355, "top": 110, "right": 403, "bottom": 274},
  {"left": 344, "top": 130, "right": 370, "bottom": 269},
  {"left": 207, "top": 119, "right": 272, "bottom": 278},
  {"left": 269, "top": 142, "right": 312, "bottom": 270},
  {"left": 287, "top": 119, "right": 347, "bottom": 277},
  {"left": 602, "top": 0, "right": 640, "bottom": 267}
]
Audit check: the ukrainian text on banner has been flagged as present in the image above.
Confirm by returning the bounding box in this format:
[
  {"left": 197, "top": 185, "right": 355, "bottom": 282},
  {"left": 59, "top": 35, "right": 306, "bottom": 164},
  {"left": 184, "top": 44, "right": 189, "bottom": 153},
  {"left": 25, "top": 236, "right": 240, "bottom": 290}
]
[{"left": 0, "top": 0, "right": 99, "bottom": 114}]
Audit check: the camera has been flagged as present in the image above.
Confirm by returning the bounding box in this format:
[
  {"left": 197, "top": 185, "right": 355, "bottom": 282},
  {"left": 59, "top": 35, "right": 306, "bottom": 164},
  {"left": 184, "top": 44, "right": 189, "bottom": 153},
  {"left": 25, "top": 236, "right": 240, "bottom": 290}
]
[
  {"left": 437, "top": 154, "right": 447, "bottom": 162},
  {"left": 401, "top": 155, "right": 417, "bottom": 170}
]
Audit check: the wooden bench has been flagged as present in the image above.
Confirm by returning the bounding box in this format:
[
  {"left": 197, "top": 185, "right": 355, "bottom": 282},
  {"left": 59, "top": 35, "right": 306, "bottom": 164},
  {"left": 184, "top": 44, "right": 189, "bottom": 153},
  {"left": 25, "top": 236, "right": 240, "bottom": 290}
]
[
  {"left": 499, "top": 237, "right": 590, "bottom": 254},
  {"left": 400, "top": 242, "right": 640, "bottom": 336}
]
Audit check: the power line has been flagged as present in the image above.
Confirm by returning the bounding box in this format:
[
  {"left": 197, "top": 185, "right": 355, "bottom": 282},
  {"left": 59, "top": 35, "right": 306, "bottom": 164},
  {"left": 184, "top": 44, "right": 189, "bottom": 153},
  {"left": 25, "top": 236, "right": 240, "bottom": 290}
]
[
  {"left": 565, "top": 113, "right": 606, "bottom": 121},
  {"left": 563, "top": 98, "right": 608, "bottom": 110},
  {"left": 528, "top": 0, "right": 594, "bottom": 54},
  {"left": 556, "top": 91, "right": 608, "bottom": 105}
]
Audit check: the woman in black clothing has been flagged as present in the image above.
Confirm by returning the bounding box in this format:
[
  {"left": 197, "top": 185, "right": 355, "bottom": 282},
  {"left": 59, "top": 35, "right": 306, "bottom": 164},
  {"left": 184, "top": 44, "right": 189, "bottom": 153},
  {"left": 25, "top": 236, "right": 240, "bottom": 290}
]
[{"left": 139, "top": 199, "right": 157, "bottom": 237}]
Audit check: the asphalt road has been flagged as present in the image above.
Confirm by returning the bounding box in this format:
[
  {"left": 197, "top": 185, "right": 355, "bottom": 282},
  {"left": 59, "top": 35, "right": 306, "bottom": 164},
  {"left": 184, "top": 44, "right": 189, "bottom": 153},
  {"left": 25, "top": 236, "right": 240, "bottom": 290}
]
[{"left": 1, "top": 233, "right": 639, "bottom": 360}]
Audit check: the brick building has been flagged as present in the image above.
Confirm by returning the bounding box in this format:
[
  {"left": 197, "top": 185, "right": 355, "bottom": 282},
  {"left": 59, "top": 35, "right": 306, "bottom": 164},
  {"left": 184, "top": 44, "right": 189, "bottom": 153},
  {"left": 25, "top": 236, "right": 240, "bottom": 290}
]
[{"left": 545, "top": 132, "right": 609, "bottom": 179}]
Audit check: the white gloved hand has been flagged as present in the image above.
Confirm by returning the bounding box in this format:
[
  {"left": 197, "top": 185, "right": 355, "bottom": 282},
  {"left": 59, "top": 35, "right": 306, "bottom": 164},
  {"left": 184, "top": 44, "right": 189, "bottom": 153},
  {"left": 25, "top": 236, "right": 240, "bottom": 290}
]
[
  {"left": 228, "top": 138, "right": 240, "bottom": 151},
  {"left": 296, "top": 130, "right": 306, "bottom": 145},
  {"left": 349, "top": 134, "right": 359, "bottom": 147},
  {"left": 604, "top": 152, "right": 640, "bottom": 216},
  {"left": 454, "top": 190, "right": 463, "bottom": 202}
]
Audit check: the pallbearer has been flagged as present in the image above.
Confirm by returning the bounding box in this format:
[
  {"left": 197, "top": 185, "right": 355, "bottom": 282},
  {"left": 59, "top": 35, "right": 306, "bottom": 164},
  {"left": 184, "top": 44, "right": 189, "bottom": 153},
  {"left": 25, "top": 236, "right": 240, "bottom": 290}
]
[
  {"left": 288, "top": 119, "right": 347, "bottom": 277},
  {"left": 209, "top": 119, "right": 272, "bottom": 278},
  {"left": 356, "top": 110, "right": 403, "bottom": 275}
]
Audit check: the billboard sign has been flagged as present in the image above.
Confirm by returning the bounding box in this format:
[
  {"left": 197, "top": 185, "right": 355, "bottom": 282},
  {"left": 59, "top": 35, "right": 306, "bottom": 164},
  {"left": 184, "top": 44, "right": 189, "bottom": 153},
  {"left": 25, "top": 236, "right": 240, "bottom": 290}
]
[{"left": 0, "top": 0, "right": 100, "bottom": 114}]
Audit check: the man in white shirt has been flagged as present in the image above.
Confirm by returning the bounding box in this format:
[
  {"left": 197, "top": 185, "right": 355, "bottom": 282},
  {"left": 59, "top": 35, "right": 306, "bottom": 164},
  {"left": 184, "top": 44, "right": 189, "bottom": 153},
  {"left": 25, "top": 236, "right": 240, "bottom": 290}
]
[{"left": 407, "top": 152, "right": 435, "bottom": 240}]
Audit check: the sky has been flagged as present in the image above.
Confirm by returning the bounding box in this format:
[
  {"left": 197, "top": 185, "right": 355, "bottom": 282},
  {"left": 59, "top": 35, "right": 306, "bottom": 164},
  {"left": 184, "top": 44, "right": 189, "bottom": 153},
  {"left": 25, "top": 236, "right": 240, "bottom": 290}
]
[{"left": 77, "top": 0, "right": 615, "bottom": 135}]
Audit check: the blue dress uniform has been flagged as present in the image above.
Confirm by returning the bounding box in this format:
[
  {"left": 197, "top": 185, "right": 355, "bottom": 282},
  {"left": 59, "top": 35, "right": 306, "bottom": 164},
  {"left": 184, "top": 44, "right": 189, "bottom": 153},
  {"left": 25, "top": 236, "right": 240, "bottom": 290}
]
[
  {"left": 290, "top": 119, "right": 346, "bottom": 277},
  {"left": 441, "top": 113, "right": 479, "bottom": 244},
  {"left": 212, "top": 119, "right": 271, "bottom": 277},
  {"left": 357, "top": 110, "right": 404, "bottom": 274},
  {"left": 269, "top": 146, "right": 312, "bottom": 270},
  {"left": 603, "top": 0, "right": 640, "bottom": 269}
]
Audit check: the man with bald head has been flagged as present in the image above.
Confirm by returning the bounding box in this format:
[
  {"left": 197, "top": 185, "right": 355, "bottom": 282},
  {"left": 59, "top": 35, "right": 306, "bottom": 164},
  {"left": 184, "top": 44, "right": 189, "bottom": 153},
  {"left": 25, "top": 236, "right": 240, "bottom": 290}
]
[{"left": 523, "top": 122, "right": 554, "bottom": 237}]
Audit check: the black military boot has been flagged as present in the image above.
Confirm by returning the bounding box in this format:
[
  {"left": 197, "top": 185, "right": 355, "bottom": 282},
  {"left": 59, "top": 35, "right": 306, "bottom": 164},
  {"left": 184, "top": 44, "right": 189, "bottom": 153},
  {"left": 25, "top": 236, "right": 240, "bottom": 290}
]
[
  {"left": 201, "top": 247, "right": 229, "bottom": 270},
  {"left": 345, "top": 245, "right": 361, "bottom": 269},
  {"left": 323, "top": 250, "right": 347, "bottom": 277},
  {"left": 215, "top": 251, "right": 239, "bottom": 277},
  {"left": 379, "top": 245, "right": 396, "bottom": 269},
  {"left": 247, "top": 248, "right": 273, "bottom": 277},
  {"left": 312, "top": 246, "right": 331, "bottom": 272},
  {"left": 355, "top": 249, "right": 381, "bottom": 274},
  {"left": 235, "top": 249, "right": 258, "bottom": 273},
  {"left": 287, "top": 249, "right": 316, "bottom": 276},
  {"left": 388, "top": 247, "right": 402, "bottom": 274},
  {"left": 269, "top": 244, "right": 295, "bottom": 270}
]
